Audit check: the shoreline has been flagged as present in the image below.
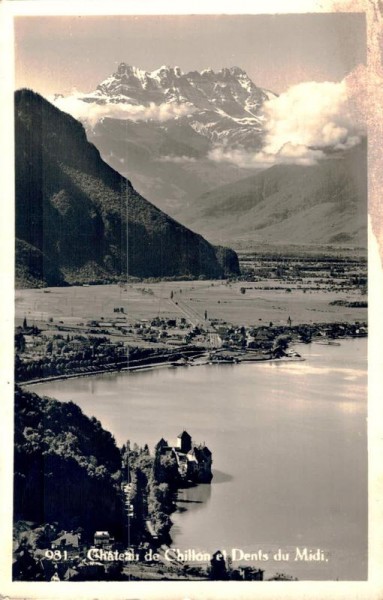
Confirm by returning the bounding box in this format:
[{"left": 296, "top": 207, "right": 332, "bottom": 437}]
[
  {"left": 14, "top": 336, "right": 367, "bottom": 582},
  {"left": 18, "top": 351, "right": 304, "bottom": 387},
  {"left": 18, "top": 334, "right": 366, "bottom": 387},
  {"left": 20, "top": 361, "right": 174, "bottom": 387}
]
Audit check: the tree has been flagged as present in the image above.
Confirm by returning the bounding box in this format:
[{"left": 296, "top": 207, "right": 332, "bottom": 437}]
[
  {"left": 15, "top": 332, "right": 26, "bottom": 352},
  {"left": 23, "top": 316, "right": 28, "bottom": 329},
  {"left": 210, "top": 551, "right": 228, "bottom": 580},
  {"left": 272, "top": 334, "right": 291, "bottom": 358},
  {"left": 13, "top": 543, "right": 44, "bottom": 581},
  {"left": 154, "top": 453, "right": 179, "bottom": 485}
]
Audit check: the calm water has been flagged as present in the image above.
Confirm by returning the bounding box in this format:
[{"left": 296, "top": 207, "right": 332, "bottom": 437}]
[{"left": 31, "top": 339, "right": 367, "bottom": 580}]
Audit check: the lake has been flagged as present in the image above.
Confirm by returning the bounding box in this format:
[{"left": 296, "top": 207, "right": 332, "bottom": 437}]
[{"left": 31, "top": 338, "right": 367, "bottom": 580}]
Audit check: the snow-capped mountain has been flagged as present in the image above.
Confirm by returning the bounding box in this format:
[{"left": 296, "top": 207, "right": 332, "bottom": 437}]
[
  {"left": 54, "top": 64, "right": 277, "bottom": 214},
  {"left": 81, "top": 63, "right": 276, "bottom": 148}
]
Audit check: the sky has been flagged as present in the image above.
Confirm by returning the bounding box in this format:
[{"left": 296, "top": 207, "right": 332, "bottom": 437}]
[{"left": 14, "top": 13, "right": 366, "bottom": 96}]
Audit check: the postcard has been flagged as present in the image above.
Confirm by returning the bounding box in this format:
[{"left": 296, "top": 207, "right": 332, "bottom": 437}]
[{"left": 1, "top": 1, "right": 382, "bottom": 599}]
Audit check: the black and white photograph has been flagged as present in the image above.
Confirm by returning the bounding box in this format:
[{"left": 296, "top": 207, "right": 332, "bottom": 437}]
[{"left": 1, "top": 0, "right": 382, "bottom": 598}]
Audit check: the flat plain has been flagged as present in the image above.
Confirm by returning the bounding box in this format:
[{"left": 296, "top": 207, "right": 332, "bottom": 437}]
[{"left": 15, "top": 279, "right": 367, "bottom": 329}]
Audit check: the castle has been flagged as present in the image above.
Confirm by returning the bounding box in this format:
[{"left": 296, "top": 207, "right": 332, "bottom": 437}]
[{"left": 156, "top": 431, "right": 213, "bottom": 483}]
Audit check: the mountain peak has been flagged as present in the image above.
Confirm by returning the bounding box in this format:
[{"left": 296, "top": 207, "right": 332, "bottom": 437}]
[
  {"left": 225, "top": 66, "right": 247, "bottom": 76},
  {"left": 153, "top": 64, "right": 171, "bottom": 74},
  {"left": 75, "top": 64, "right": 274, "bottom": 149},
  {"left": 116, "top": 63, "right": 145, "bottom": 76},
  {"left": 91, "top": 63, "right": 269, "bottom": 112},
  {"left": 151, "top": 65, "right": 183, "bottom": 79}
]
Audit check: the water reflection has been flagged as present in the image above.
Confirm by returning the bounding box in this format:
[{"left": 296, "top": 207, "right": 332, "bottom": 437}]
[
  {"left": 176, "top": 482, "right": 212, "bottom": 515},
  {"left": 31, "top": 339, "right": 367, "bottom": 580},
  {"left": 211, "top": 470, "right": 234, "bottom": 484}
]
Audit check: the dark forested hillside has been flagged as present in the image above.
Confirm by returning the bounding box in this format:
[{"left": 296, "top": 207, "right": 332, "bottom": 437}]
[
  {"left": 14, "top": 386, "right": 123, "bottom": 536},
  {"left": 15, "top": 89, "right": 240, "bottom": 287}
]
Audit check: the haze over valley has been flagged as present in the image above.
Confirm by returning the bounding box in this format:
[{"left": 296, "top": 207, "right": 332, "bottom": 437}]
[{"left": 50, "top": 62, "right": 367, "bottom": 251}]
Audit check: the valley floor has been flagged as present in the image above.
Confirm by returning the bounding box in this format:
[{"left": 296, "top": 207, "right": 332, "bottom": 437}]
[{"left": 14, "top": 253, "right": 367, "bottom": 385}]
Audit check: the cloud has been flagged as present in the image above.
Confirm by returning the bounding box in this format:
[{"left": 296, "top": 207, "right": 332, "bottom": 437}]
[
  {"left": 209, "top": 69, "right": 367, "bottom": 168},
  {"left": 49, "top": 93, "right": 194, "bottom": 128},
  {"left": 51, "top": 66, "right": 371, "bottom": 169},
  {"left": 208, "top": 144, "right": 324, "bottom": 169},
  {"left": 260, "top": 79, "right": 364, "bottom": 155},
  {"left": 156, "top": 155, "right": 197, "bottom": 164}
]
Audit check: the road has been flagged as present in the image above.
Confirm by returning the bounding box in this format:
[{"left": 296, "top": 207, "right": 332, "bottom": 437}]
[{"left": 170, "top": 292, "right": 222, "bottom": 349}]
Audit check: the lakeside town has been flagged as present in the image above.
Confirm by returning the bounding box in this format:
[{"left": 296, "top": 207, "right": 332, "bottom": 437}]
[
  {"left": 13, "top": 251, "right": 367, "bottom": 581},
  {"left": 15, "top": 253, "right": 367, "bottom": 385}
]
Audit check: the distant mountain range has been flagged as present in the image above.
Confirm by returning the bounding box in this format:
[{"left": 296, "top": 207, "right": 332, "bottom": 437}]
[
  {"left": 83, "top": 63, "right": 275, "bottom": 146},
  {"left": 57, "top": 64, "right": 273, "bottom": 213},
  {"left": 15, "top": 89, "right": 240, "bottom": 287},
  {"left": 48, "top": 63, "right": 367, "bottom": 252},
  {"left": 177, "top": 140, "right": 367, "bottom": 249}
]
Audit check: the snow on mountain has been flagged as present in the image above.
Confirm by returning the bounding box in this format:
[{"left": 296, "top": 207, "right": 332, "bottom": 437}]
[
  {"left": 46, "top": 65, "right": 366, "bottom": 250},
  {"left": 53, "top": 64, "right": 277, "bottom": 214},
  {"left": 78, "top": 63, "right": 276, "bottom": 149}
]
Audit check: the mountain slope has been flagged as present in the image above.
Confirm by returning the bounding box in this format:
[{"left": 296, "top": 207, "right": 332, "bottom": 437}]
[
  {"left": 55, "top": 64, "right": 274, "bottom": 213},
  {"left": 178, "top": 141, "right": 367, "bottom": 248},
  {"left": 15, "top": 89, "right": 240, "bottom": 287},
  {"left": 87, "top": 116, "right": 258, "bottom": 215}
]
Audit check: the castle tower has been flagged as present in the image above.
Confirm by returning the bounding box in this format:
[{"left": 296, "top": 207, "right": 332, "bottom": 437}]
[{"left": 177, "top": 430, "right": 192, "bottom": 453}]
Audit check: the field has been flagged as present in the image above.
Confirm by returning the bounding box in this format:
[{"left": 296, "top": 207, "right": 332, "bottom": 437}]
[{"left": 15, "top": 278, "right": 367, "bottom": 330}]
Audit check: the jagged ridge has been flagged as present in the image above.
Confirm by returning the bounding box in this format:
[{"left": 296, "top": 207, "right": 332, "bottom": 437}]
[
  {"left": 86, "top": 63, "right": 273, "bottom": 119},
  {"left": 80, "top": 63, "right": 276, "bottom": 150}
]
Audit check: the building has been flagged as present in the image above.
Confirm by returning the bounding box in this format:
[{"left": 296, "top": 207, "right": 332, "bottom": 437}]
[
  {"left": 187, "top": 445, "right": 213, "bottom": 483},
  {"left": 157, "top": 431, "right": 212, "bottom": 483},
  {"left": 94, "top": 531, "right": 111, "bottom": 548},
  {"left": 237, "top": 566, "right": 264, "bottom": 581},
  {"left": 177, "top": 430, "right": 192, "bottom": 453},
  {"left": 51, "top": 532, "right": 80, "bottom": 550}
]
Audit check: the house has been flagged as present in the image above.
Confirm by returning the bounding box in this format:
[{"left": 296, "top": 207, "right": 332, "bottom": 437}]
[
  {"left": 51, "top": 532, "right": 80, "bottom": 550},
  {"left": 237, "top": 566, "right": 264, "bottom": 581},
  {"left": 94, "top": 531, "right": 111, "bottom": 548}
]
